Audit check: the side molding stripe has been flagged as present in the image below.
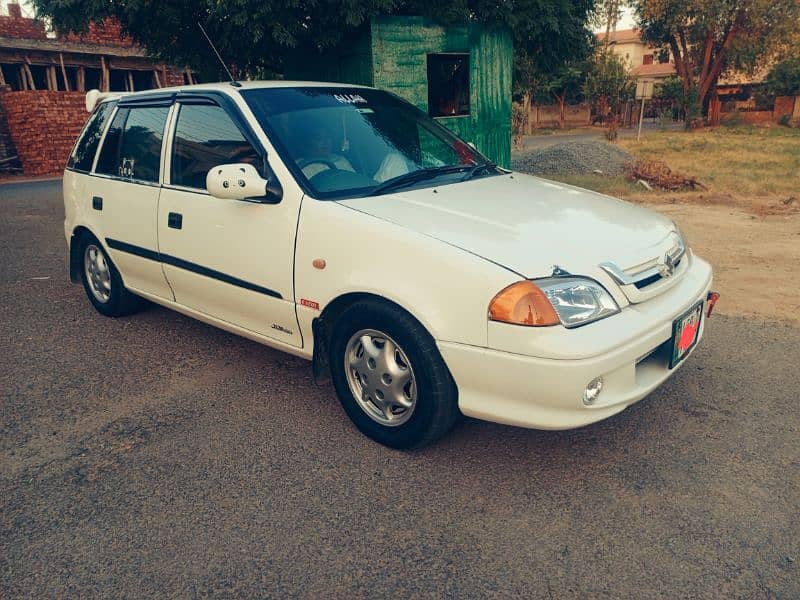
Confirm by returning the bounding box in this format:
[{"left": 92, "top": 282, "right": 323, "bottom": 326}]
[{"left": 105, "top": 238, "right": 283, "bottom": 300}]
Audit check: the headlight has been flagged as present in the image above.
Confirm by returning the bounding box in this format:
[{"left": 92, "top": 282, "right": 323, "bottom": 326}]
[
  {"left": 534, "top": 277, "right": 620, "bottom": 328},
  {"left": 488, "top": 277, "right": 619, "bottom": 328}
]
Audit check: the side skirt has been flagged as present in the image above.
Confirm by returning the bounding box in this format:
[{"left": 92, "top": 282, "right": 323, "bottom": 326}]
[{"left": 130, "top": 287, "right": 313, "bottom": 362}]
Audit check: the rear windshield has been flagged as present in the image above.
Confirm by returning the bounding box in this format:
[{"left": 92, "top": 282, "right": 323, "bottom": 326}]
[
  {"left": 242, "top": 87, "right": 490, "bottom": 200},
  {"left": 67, "top": 100, "right": 116, "bottom": 172}
]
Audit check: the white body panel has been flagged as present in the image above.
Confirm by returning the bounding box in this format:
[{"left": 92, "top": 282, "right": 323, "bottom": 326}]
[{"left": 63, "top": 81, "right": 716, "bottom": 433}]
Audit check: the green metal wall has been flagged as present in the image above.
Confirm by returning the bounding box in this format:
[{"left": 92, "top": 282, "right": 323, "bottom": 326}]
[
  {"left": 371, "top": 17, "right": 511, "bottom": 167},
  {"left": 285, "top": 16, "right": 512, "bottom": 167}
]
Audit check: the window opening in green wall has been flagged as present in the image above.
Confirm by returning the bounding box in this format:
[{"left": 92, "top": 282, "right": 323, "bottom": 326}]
[{"left": 427, "top": 53, "right": 470, "bottom": 118}]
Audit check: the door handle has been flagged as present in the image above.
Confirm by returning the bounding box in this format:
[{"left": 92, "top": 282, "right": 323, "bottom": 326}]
[
  {"left": 92, "top": 196, "right": 103, "bottom": 210},
  {"left": 167, "top": 212, "right": 182, "bottom": 230}
]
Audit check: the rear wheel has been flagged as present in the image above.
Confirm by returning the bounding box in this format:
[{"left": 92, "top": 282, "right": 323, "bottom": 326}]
[
  {"left": 330, "top": 300, "right": 459, "bottom": 449},
  {"left": 78, "top": 234, "right": 141, "bottom": 317}
]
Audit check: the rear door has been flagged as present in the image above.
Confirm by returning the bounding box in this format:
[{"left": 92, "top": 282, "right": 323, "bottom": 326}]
[
  {"left": 91, "top": 99, "right": 173, "bottom": 300},
  {"left": 157, "top": 95, "right": 302, "bottom": 346}
]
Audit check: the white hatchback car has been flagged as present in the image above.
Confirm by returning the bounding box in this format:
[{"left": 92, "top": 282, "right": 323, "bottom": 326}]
[{"left": 64, "top": 81, "right": 717, "bottom": 448}]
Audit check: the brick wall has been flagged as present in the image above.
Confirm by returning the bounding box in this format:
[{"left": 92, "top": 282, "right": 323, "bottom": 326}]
[
  {"left": 774, "top": 96, "right": 798, "bottom": 123},
  {"left": 0, "top": 3, "right": 47, "bottom": 39},
  {"left": 1, "top": 2, "right": 134, "bottom": 47},
  {"left": 0, "top": 84, "right": 22, "bottom": 173},
  {"left": 0, "top": 90, "right": 87, "bottom": 176},
  {"left": 61, "top": 20, "right": 135, "bottom": 48},
  {"left": 529, "top": 103, "right": 591, "bottom": 128}
]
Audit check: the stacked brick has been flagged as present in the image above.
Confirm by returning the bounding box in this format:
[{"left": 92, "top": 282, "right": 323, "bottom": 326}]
[
  {"left": 0, "top": 4, "right": 134, "bottom": 46},
  {"left": 61, "top": 20, "right": 136, "bottom": 48},
  {"left": 0, "top": 89, "right": 22, "bottom": 173},
  {"left": 0, "top": 91, "right": 87, "bottom": 176},
  {"left": 0, "top": 3, "right": 47, "bottom": 38}
]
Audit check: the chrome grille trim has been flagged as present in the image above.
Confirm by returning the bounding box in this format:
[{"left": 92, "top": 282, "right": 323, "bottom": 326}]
[{"left": 600, "top": 238, "right": 686, "bottom": 288}]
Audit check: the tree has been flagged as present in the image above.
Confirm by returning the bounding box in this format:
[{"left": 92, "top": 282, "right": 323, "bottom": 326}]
[
  {"left": 633, "top": 0, "right": 800, "bottom": 120},
  {"left": 762, "top": 56, "right": 800, "bottom": 99},
  {"left": 592, "top": 0, "right": 625, "bottom": 50},
  {"left": 541, "top": 64, "right": 586, "bottom": 128},
  {"left": 32, "top": 0, "right": 599, "bottom": 90},
  {"left": 583, "top": 50, "right": 634, "bottom": 115},
  {"left": 654, "top": 75, "right": 700, "bottom": 122}
]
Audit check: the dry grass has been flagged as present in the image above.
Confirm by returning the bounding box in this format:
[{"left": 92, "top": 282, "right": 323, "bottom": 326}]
[
  {"left": 617, "top": 125, "right": 800, "bottom": 199},
  {"left": 544, "top": 125, "right": 800, "bottom": 216}
]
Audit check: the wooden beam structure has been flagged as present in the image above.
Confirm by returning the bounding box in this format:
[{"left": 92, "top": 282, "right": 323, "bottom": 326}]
[
  {"left": 99, "top": 55, "right": 109, "bottom": 91},
  {"left": 59, "top": 53, "right": 70, "bottom": 91}
]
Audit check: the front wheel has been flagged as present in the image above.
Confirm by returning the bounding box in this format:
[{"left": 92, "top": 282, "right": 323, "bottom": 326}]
[{"left": 330, "top": 301, "right": 459, "bottom": 449}]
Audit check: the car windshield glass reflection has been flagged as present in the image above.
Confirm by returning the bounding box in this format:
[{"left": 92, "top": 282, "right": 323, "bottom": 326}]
[{"left": 241, "top": 87, "right": 495, "bottom": 199}]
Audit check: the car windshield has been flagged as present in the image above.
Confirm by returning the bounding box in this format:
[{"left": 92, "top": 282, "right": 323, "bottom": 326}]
[{"left": 241, "top": 87, "right": 495, "bottom": 200}]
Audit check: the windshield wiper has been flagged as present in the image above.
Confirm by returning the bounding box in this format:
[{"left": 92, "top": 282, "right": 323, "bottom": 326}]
[
  {"left": 460, "top": 162, "right": 498, "bottom": 182},
  {"left": 368, "top": 165, "right": 470, "bottom": 196}
]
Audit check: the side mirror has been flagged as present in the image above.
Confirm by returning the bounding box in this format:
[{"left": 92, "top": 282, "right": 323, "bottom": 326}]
[{"left": 206, "top": 163, "right": 282, "bottom": 204}]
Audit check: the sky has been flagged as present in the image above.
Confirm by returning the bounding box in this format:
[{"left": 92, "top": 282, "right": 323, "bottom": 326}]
[{"left": 593, "top": 6, "right": 638, "bottom": 32}]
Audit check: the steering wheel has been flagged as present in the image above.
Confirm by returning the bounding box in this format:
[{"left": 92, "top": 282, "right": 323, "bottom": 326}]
[{"left": 297, "top": 159, "right": 338, "bottom": 172}]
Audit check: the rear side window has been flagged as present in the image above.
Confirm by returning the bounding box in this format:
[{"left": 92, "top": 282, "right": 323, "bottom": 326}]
[
  {"left": 67, "top": 101, "right": 115, "bottom": 172},
  {"left": 96, "top": 106, "right": 169, "bottom": 183},
  {"left": 171, "top": 103, "right": 260, "bottom": 190}
]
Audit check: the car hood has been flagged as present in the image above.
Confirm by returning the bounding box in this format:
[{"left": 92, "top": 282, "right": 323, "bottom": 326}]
[{"left": 338, "top": 172, "right": 676, "bottom": 278}]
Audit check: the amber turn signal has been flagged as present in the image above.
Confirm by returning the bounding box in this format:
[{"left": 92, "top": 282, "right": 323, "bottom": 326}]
[{"left": 488, "top": 281, "right": 560, "bottom": 326}]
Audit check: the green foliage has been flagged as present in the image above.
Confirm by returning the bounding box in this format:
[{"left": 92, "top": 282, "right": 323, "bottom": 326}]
[
  {"left": 33, "top": 0, "right": 598, "bottom": 90},
  {"left": 541, "top": 63, "right": 586, "bottom": 104},
  {"left": 763, "top": 56, "right": 800, "bottom": 99},
  {"left": 582, "top": 50, "right": 634, "bottom": 113},
  {"left": 654, "top": 75, "right": 700, "bottom": 122},
  {"left": 778, "top": 114, "right": 792, "bottom": 127}
]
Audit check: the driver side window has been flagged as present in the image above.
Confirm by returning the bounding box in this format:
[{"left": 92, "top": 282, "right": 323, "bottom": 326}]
[{"left": 171, "top": 103, "right": 260, "bottom": 190}]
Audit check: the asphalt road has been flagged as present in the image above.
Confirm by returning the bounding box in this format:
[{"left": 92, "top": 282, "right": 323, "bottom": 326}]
[{"left": 2, "top": 180, "right": 799, "bottom": 598}]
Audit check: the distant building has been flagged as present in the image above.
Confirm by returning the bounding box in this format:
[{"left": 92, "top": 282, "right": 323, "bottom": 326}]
[
  {"left": 0, "top": 1, "right": 191, "bottom": 175},
  {"left": 595, "top": 27, "right": 789, "bottom": 124},
  {"left": 595, "top": 28, "right": 676, "bottom": 83}
]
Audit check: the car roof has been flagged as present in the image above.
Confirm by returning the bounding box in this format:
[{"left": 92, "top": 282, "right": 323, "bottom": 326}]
[{"left": 92, "top": 80, "right": 371, "bottom": 110}]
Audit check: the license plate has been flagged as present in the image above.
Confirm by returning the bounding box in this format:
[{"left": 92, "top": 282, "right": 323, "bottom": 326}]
[{"left": 670, "top": 300, "right": 703, "bottom": 368}]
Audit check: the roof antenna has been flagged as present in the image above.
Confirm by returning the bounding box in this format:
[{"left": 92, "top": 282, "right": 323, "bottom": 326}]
[{"left": 197, "top": 21, "right": 241, "bottom": 87}]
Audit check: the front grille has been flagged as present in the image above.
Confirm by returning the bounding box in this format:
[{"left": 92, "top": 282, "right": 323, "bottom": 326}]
[
  {"left": 600, "top": 236, "right": 685, "bottom": 290},
  {"left": 633, "top": 257, "right": 682, "bottom": 290}
]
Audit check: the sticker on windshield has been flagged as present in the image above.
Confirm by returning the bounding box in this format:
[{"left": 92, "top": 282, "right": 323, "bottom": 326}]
[
  {"left": 356, "top": 108, "right": 374, "bottom": 114},
  {"left": 334, "top": 93, "right": 367, "bottom": 104}
]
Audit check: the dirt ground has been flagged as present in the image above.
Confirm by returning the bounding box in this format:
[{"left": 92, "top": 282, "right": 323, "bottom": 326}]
[{"left": 642, "top": 200, "right": 800, "bottom": 325}]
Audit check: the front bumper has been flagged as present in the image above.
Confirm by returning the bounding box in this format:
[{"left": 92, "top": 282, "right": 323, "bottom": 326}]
[{"left": 439, "top": 256, "right": 713, "bottom": 430}]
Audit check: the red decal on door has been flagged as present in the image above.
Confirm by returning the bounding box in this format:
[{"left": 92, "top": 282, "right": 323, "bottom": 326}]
[{"left": 300, "top": 299, "right": 320, "bottom": 310}]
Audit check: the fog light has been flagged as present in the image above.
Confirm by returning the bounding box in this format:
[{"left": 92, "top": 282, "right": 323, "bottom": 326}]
[{"left": 582, "top": 377, "right": 604, "bottom": 405}]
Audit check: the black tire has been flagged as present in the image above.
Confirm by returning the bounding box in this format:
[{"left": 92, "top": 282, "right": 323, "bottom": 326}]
[
  {"left": 77, "top": 233, "right": 142, "bottom": 317},
  {"left": 329, "top": 300, "right": 460, "bottom": 449}
]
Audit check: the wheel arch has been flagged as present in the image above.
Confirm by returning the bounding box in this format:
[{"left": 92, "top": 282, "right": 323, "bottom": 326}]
[
  {"left": 310, "top": 291, "right": 442, "bottom": 385},
  {"left": 69, "top": 225, "right": 98, "bottom": 283}
]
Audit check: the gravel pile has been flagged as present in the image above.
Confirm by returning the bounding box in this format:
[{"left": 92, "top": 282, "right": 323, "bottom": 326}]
[{"left": 512, "top": 141, "right": 634, "bottom": 176}]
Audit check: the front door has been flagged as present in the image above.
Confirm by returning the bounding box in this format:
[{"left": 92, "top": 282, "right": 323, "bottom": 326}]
[{"left": 157, "top": 99, "right": 302, "bottom": 346}]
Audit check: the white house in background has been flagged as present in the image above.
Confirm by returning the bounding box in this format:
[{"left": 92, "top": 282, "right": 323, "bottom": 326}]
[{"left": 596, "top": 28, "right": 676, "bottom": 83}]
